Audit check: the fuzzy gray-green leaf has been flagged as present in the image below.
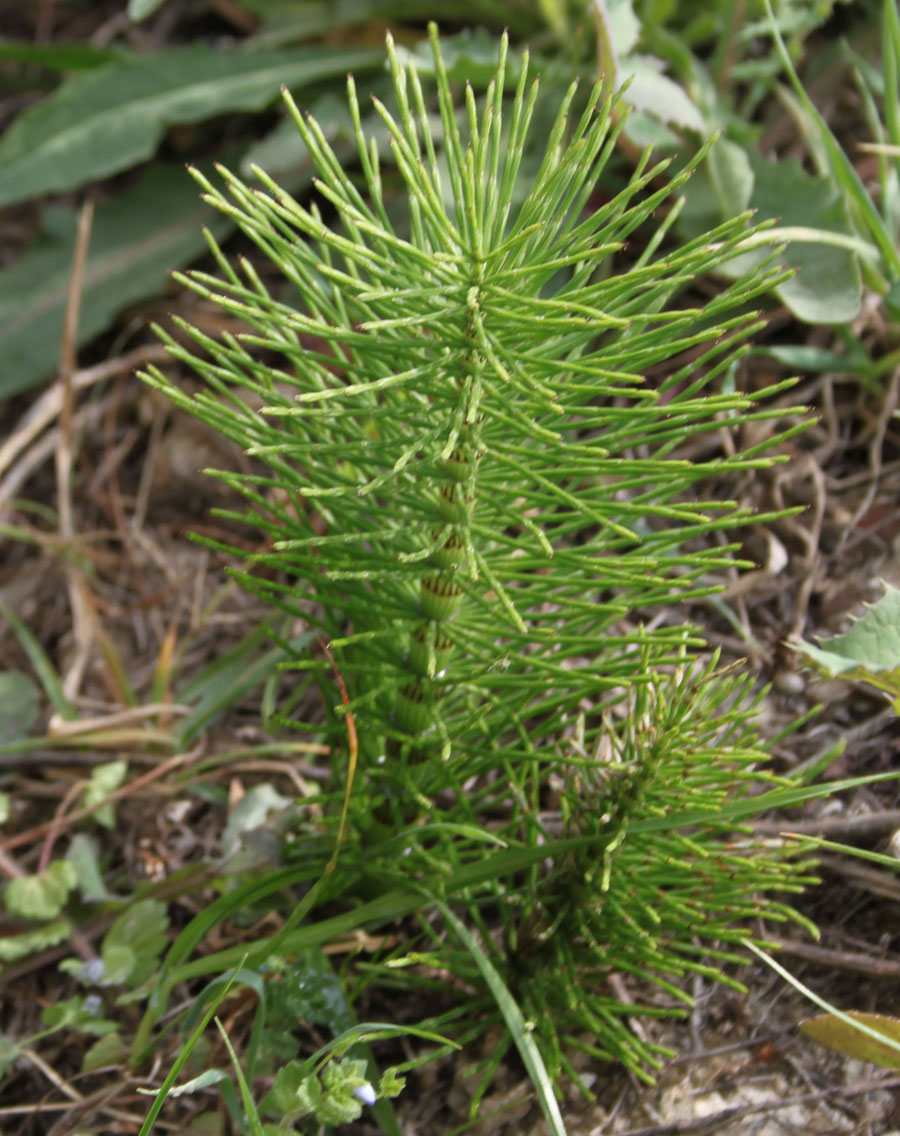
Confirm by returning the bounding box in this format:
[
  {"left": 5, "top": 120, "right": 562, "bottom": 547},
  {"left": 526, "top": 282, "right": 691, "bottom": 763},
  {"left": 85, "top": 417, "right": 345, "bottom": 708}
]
[
  {"left": 0, "top": 43, "right": 380, "bottom": 209},
  {"left": 0, "top": 164, "right": 232, "bottom": 397}
]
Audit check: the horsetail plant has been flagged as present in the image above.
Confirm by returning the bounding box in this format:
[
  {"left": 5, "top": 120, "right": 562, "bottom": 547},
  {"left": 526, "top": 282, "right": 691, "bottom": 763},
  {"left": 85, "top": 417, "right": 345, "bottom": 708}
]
[{"left": 142, "top": 26, "right": 819, "bottom": 1103}]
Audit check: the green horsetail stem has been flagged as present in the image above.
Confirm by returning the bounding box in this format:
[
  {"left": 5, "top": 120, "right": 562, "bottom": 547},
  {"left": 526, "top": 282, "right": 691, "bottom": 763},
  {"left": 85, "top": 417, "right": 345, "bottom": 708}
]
[{"left": 139, "top": 24, "right": 822, "bottom": 1084}]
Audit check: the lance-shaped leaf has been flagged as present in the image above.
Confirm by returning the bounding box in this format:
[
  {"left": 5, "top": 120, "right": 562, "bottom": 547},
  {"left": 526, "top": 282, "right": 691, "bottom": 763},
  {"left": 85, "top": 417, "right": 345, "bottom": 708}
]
[
  {"left": 0, "top": 43, "right": 380, "bottom": 209},
  {"left": 0, "top": 163, "right": 231, "bottom": 397},
  {"left": 801, "top": 1012, "right": 900, "bottom": 1070}
]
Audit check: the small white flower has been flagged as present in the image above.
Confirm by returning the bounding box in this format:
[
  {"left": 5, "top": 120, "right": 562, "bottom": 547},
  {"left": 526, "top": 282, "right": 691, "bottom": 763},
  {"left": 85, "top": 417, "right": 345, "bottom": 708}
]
[
  {"left": 82, "top": 993, "right": 103, "bottom": 1015},
  {"left": 352, "top": 1082, "right": 377, "bottom": 1107},
  {"left": 80, "top": 958, "right": 105, "bottom": 984}
]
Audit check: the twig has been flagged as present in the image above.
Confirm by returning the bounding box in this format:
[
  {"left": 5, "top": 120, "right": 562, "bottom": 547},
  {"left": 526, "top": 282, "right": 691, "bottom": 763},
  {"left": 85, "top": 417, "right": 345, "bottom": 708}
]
[
  {"left": 837, "top": 363, "right": 900, "bottom": 556},
  {"left": 752, "top": 807, "right": 900, "bottom": 840},
  {"left": 47, "top": 702, "right": 190, "bottom": 736},
  {"left": 19, "top": 1048, "right": 83, "bottom": 1103},
  {"left": 818, "top": 854, "right": 900, "bottom": 901},
  {"left": 762, "top": 934, "right": 900, "bottom": 978},
  {"left": 55, "top": 200, "right": 95, "bottom": 703},
  {"left": 318, "top": 637, "right": 357, "bottom": 869},
  {"left": 0, "top": 344, "right": 168, "bottom": 486},
  {"left": 38, "top": 778, "right": 85, "bottom": 872},
  {"left": 56, "top": 200, "right": 93, "bottom": 541}
]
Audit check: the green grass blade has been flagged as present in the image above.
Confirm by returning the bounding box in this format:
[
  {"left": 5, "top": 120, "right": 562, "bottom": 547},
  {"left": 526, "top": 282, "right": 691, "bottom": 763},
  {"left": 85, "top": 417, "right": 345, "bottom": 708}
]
[
  {"left": 0, "top": 599, "right": 75, "bottom": 719},
  {"left": 433, "top": 898, "right": 568, "bottom": 1136},
  {"left": 764, "top": 0, "right": 900, "bottom": 278},
  {"left": 745, "top": 941, "right": 900, "bottom": 1060},
  {"left": 215, "top": 1018, "right": 265, "bottom": 1136},
  {"left": 136, "top": 969, "right": 241, "bottom": 1136}
]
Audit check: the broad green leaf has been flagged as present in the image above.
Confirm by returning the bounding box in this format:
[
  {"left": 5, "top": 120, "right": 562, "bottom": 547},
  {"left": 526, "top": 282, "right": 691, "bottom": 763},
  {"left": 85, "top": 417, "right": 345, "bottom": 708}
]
[
  {"left": 0, "top": 791, "right": 9, "bottom": 824},
  {"left": 270, "top": 950, "right": 356, "bottom": 1036},
  {"left": 239, "top": 88, "right": 382, "bottom": 182},
  {"left": 82, "top": 1031, "right": 129, "bottom": 1073},
  {"left": 707, "top": 136, "right": 754, "bottom": 218},
  {"left": 81, "top": 760, "right": 127, "bottom": 829},
  {"left": 617, "top": 55, "right": 705, "bottom": 132},
  {"left": 269, "top": 1060, "right": 308, "bottom": 1114},
  {"left": 101, "top": 899, "right": 168, "bottom": 987},
  {"left": 682, "top": 151, "right": 862, "bottom": 323},
  {"left": 5, "top": 860, "right": 76, "bottom": 920},
  {"left": 394, "top": 28, "right": 525, "bottom": 86},
  {"left": 242, "top": 112, "right": 333, "bottom": 182},
  {"left": 66, "top": 833, "right": 112, "bottom": 901},
  {"left": 0, "top": 43, "right": 380, "bottom": 209},
  {"left": 0, "top": 670, "right": 39, "bottom": 744},
  {"left": 0, "top": 919, "right": 71, "bottom": 960},
  {"left": 220, "top": 783, "right": 293, "bottom": 859},
  {"left": 796, "top": 584, "right": 900, "bottom": 703},
  {"left": 800, "top": 1012, "right": 900, "bottom": 1069},
  {"left": 0, "top": 1037, "right": 22, "bottom": 1077},
  {"left": 750, "top": 153, "right": 863, "bottom": 323},
  {"left": 0, "top": 163, "right": 231, "bottom": 398}
]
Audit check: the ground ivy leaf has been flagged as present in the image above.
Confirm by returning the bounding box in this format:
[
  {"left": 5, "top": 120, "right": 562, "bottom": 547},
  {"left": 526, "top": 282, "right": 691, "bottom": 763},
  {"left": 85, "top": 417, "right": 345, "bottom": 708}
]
[
  {"left": 41, "top": 993, "right": 111, "bottom": 1031},
  {"left": 82, "top": 1031, "right": 129, "bottom": 1072},
  {"left": 0, "top": 919, "right": 71, "bottom": 960},
  {"left": 0, "top": 670, "right": 39, "bottom": 744},
  {"left": 81, "top": 760, "right": 127, "bottom": 828},
  {"left": 294, "top": 1072, "right": 323, "bottom": 1117},
  {"left": 101, "top": 944, "right": 137, "bottom": 986},
  {"left": 5, "top": 860, "right": 76, "bottom": 920},
  {"left": 378, "top": 1068, "right": 406, "bottom": 1098},
  {"left": 66, "top": 833, "right": 111, "bottom": 901},
  {"left": 0, "top": 1037, "right": 23, "bottom": 1077},
  {"left": 268, "top": 1059, "right": 308, "bottom": 1115},
  {"left": 220, "top": 782, "right": 293, "bottom": 859},
  {"left": 101, "top": 899, "right": 168, "bottom": 986}
]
